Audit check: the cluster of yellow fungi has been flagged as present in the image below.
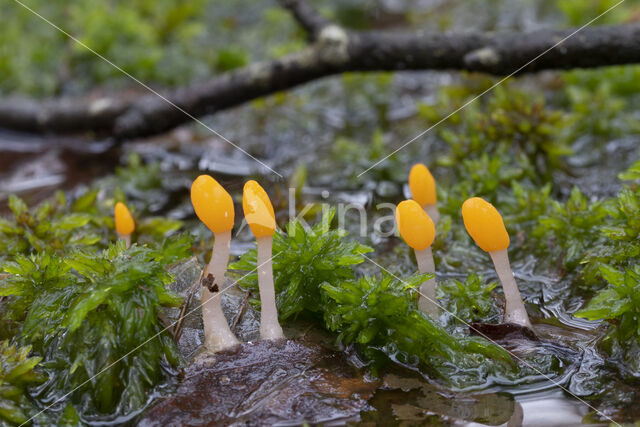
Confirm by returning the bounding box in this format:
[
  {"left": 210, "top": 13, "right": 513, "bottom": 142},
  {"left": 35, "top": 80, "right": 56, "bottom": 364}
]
[
  {"left": 190, "top": 175, "right": 283, "bottom": 352},
  {"left": 112, "top": 164, "right": 532, "bottom": 354},
  {"left": 397, "top": 163, "right": 532, "bottom": 328},
  {"left": 112, "top": 176, "right": 285, "bottom": 353}
]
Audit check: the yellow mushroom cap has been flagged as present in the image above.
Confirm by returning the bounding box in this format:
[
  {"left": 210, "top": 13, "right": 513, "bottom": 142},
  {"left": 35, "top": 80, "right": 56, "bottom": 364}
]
[
  {"left": 114, "top": 202, "right": 135, "bottom": 235},
  {"left": 395, "top": 199, "right": 436, "bottom": 251},
  {"left": 462, "top": 197, "right": 510, "bottom": 252},
  {"left": 242, "top": 180, "right": 276, "bottom": 237},
  {"left": 409, "top": 163, "right": 437, "bottom": 206},
  {"left": 190, "top": 175, "right": 235, "bottom": 233}
]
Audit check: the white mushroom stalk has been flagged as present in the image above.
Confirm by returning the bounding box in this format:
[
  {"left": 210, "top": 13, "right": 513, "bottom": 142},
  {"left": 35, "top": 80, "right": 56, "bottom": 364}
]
[
  {"left": 395, "top": 199, "right": 439, "bottom": 317},
  {"left": 242, "top": 180, "right": 284, "bottom": 340},
  {"left": 191, "top": 175, "right": 240, "bottom": 352},
  {"left": 409, "top": 163, "right": 440, "bottom": 225},
  {"left": 114, "top": 202, "right": 134, "bottom": 248},
  {"left": 462, "top": 197, "right": 532, "bottom": 329}
]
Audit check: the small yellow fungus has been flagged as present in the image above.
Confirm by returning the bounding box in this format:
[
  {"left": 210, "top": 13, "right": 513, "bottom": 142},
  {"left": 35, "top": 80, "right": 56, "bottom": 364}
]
[
  {"left": 395, "top": 200, "right": 435, "bottom": 251},
  {"left": 242, "top": 180, "right": 276, "bottom": 238},
  {"left": 114, "top": 202, "right": 135, "bottom": 236},
  {"left": 242, "top": 179, "right": 283, "bottom": 340},
  {"left": 409, "top": 163, "right": 437, "bottom": 206},
  {"left": 114, "top": 202, "right": 135, "bottom": 247},
  {"left": 189, "top": 175, "right": 239, "bottom": 352},
  {"left": 461, "top": 197, "right": 532, "bottom": 328},
  {"left": 409, "top": 163, "right": 440, "bottom": 224},
  {"left": 395, "top": 199, "right": 439, "bottom": 318},
  {"left": 191, "top": 175, "right": 235, "bottom": 233},
  {"left": 461, "top": 197, "right": 510, "bottom": 252}
]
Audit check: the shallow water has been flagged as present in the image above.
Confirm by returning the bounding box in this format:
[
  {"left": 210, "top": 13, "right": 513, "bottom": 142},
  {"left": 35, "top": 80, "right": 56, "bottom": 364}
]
[
  {"left": 139, "top": 339, "right": 377, "bottom": 426},
  {"left": 1, "top": 106, "right": 637, "bottom": 425}
]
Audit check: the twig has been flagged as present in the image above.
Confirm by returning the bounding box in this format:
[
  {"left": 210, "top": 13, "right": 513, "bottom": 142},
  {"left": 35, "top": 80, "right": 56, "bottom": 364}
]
[
  {"left": 172, "top": 270, "right": 203, "bottom": 342},
  {"left": 1, "top": 0, "right": 639, "bottom": 138},
  {"left": 157, "top": 311, "right": 173, "bottom": 331},
  {"left": 0, "top": 274, "right": 9, "bottom": 303},
  {"left": 279, "top": 0, "right": 331, "bottom": 40},
  {"left": 230, "top": 291, "right": 250, "bottom": 333}
]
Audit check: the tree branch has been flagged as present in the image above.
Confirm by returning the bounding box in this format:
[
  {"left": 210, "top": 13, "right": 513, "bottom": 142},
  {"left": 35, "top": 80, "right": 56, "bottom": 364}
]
[
  {"left": 279, "top": 0, "right": 331, "bottom": 41},
  {"left": 1, "top": 1, "right": 640, "bottom": 140}
]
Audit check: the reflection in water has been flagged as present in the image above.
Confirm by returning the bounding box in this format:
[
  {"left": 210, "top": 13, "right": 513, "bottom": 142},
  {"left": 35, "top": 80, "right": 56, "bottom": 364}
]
[
  {"left": 506, "top": 402, "right": 522, "bottom": 427},
  {"left": 464, "top": 391, "right": 606, "bottom": 427},
  {"left": 0, "top": 150, "right": 65, "bottom": 195},
  {"left": 371, "top": 369, "right": 602, "bottom": 427},
  {"left": 516, "top": 393, "right": 587, "bottom": 427},
  {"left": 0, "top": 130, "right": 118, "bottom": 209}
]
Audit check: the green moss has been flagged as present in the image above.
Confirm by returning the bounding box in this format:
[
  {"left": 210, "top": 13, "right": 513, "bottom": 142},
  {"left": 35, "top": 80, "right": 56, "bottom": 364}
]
[
  {"left": 0, "top": 170, "right": 185, "bottom": 261},
  {"left": 232, "top": 208, "right": 514, "bottom": 386},
  {"left": 582, "top": 184, "right": 640, "bottom": 285},
  {"left": 533, "top": 186, "right": 610, "bottom": 270},
  {"left": 576, "top": 265, "right": 640, "bottom": 375},
  {"left": 502, "top": 182, "right": 553, "bottom": 229},
  {"left": 0, "top": 341, "right": 46, "bottom": 426},
  {"left": 231, "top": 207, "right": 373, "bottom": 320},
  {"left": 439, "top": 152, "right": 530, "bottom": 218},
  {"left": 561, "top": 65, "right": 640, "bottom": 140},
  {"left": 322, "top": 273, "right": 514, "bottom": 386},
  {"left": 215, "top": 47, "right": 249, "bottom": 71},
  {"left": 0, "top": 192, "right": 103, "bottom": 258},
  {"left": 438, "top": 274, "right": 500, "bottom": 324},
  {"left": 557, "top": 0, "right": 634, "bottom": 26},
  {"left": 0, "top": 0, "right": 213, "bottom": 94},
  {"left": 432, "top": 86, "right": 573, "bottom": 183},
  {"left": 0, "top": 238, "right": 191, "bottom": 416},
  {"left": 527, "top": 160, "right": 640, "bottom": 284}
]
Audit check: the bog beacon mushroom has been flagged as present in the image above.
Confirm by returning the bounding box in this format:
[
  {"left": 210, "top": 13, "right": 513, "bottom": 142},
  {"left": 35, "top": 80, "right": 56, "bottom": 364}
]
[
  {"left": 242, "top": 180, "right": 284, "bottom": 340},
  {"left": 191, "top": 175, "right": 240, "bottom": 352},
  {"left": 409, "top": 163, "right": 440, "bottom": 225},
  {"left": 395, "top": 199, "right": 439, "bottom": 317},
  {"left": 461, "top": 197, "right": 532, "bottom": 328},
  {"left": 114, "top": 202, "right": 135, "bottom": 247}
]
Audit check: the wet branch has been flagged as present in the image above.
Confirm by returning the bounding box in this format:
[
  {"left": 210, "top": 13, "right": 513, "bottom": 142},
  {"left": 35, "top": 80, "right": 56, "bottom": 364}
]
[
  {"left": 279, "top": 0, "right": 331, "bottom": 41},
  {"left": 1, "top": 0, "right": 640, "bottom": 139}
]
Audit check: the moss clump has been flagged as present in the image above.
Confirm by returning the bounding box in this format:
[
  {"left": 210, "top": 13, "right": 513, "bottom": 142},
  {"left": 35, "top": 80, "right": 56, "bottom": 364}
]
[
  {"left": 232, "top": 209, "right": 514, "bottom": 387},
  {"left": 533, "top": 186, "right": 610, "bottom": 270},
  {"left": 0, "top": 341, "right": 46, "bottom": 426},
  {"left": 232, "top": 207, "right": 373, "bottom": 320},
  {"left": 0, "top": 192, "right": 103, "bottom": 258},
  {"left": 576, "top": 265, "right": 640, "bottom": 375},
  {"left": 0, "top": 237, "right": 191, "bottom": 416},
  {"left": 438, "top": 273, "right": 500, "bottom": 324}
]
